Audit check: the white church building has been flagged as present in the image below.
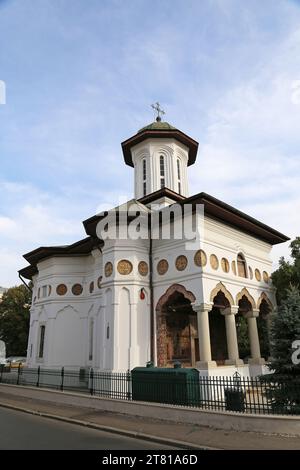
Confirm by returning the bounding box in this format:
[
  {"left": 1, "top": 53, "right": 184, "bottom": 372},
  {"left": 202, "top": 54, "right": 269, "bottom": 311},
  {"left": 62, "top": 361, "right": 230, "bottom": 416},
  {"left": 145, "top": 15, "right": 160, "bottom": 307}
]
[{"left": 20, "top": 108, "right": 289, "bottom": 376}]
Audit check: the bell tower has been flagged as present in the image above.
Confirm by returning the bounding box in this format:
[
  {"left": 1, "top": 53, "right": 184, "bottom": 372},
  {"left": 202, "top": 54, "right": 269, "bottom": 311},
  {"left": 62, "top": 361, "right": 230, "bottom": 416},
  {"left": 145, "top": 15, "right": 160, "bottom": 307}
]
[{"left": 121, "top": 104, "right": 199, "bottom": 199}]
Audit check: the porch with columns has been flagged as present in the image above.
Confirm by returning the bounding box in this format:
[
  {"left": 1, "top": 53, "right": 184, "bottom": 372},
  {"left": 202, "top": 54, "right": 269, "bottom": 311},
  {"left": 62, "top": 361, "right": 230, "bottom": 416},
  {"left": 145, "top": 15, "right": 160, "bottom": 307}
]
[
  {"left": 192, "top": 288, "right": 271, "bottom": 369},
  {"left": 155, "top": 283, "right": 272, "bottom": 371}
]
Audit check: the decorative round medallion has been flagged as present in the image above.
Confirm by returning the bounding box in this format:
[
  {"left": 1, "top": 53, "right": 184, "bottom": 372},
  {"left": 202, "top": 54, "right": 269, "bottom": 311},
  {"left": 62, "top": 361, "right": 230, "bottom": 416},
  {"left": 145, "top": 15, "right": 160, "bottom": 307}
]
[
  {"left": 221, "top": 258, "right": 229, "bottom": 273},
  {"left": 232, "top": 261, "right": 237, "bottom": 275},
  {"left": 117, "top": 259, "right": 133, "bottom": 275},
  {"left": 89, "top": 281, "right": 94, "bottom": 293},
  {"left": 210, "top": 254, "right": 219, "bottom": 270},
  {"left": 105, "top": 262, "right": 113, "bottom": 277},
  {"left": 194, "top": 249, "right": 207, "bottom": 267},
  {"left": 56, "top": 284, "right": 67, "bottom": 296},
  {"left": 48, "top": 285, "right": 52, "bottom": 296},
  {"left": 138, "top": 261, "right": 149, "bottom": 276},
  {"left": 72, "top": 283, "right": 83, "bottom": 296},
  {"left": 157, "top": 259, "right": 169, "bottom": 275},
  {"left": 249, "top": 266, "right": 253, "bottom": 280},
  {"left": 263, "top": 271, "right": 269, "bottom": 283},
  {"left": 175, "top": 255, "right": 188, "bottom": 271},
  {"left": 97, "top": 276, "right": 102, "bottom": 288},
  {"left": 255, "top": 269, "right": 262, "bottom": 282}
]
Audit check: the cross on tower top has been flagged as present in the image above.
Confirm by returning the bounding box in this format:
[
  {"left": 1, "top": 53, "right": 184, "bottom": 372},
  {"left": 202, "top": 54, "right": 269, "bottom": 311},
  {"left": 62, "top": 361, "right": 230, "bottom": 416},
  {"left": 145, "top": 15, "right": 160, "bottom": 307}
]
[{"left": 151, "top": 102, "right": 165, "bottom": 122}]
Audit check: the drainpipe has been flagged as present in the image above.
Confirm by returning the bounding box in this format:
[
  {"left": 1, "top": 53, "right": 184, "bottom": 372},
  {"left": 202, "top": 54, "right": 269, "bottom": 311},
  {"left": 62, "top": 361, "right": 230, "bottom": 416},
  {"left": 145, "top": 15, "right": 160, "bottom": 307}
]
[
  {"left": 18, "top": 273, "right": 32, "bottom": 292},
  {"left": 149, "top": 235, "right": 155, "bottom": 364}
]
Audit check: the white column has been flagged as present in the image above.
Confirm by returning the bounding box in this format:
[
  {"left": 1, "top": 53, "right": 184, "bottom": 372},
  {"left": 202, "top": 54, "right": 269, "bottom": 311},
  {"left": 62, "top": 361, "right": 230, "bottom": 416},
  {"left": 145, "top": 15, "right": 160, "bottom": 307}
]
[
  {"left": 129, "top": 301, "right": 140, "bottom": 369},
  {"left": 222, "top": 306, "right": 243, "bottom": 366},
  {"left": 247, "top": 309, "right": 265, "bottom": 365},
  {"left": 193, "top": 303, "right": 216, "bottom": 369},
  {"left": 44, "top": 316, "right": 55, "bottom": 367}
]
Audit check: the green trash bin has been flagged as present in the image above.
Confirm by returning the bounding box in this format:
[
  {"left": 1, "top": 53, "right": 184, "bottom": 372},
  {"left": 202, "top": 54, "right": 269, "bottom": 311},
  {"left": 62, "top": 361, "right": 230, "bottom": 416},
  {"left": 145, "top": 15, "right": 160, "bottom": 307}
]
[
  {"left": 224, "top": 388, "right": 245, "bottom": 412},
  {"left": 131, "top": 362, "right": 201, "bottom": 406}
]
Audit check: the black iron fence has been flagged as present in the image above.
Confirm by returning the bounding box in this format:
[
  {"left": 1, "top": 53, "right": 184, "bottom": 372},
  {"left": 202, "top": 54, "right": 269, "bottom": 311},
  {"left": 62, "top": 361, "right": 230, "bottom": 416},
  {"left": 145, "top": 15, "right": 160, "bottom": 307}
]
[{"left": 0, "top": 364, "right": 299, "bottom": 415}]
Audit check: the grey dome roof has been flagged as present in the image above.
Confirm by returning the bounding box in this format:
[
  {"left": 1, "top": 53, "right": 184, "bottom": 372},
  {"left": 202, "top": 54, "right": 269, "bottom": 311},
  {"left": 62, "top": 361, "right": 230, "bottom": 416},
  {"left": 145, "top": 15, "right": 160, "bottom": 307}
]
[{"left": 138, "top": 121, "right": 177, "bottom": 133}]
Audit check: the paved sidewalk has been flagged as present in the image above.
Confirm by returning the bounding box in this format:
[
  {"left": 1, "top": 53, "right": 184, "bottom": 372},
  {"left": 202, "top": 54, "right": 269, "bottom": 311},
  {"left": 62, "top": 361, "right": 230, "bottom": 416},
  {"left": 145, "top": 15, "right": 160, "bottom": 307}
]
[{"left": 0, "top": 390, "right": 299, "bottom": 450}]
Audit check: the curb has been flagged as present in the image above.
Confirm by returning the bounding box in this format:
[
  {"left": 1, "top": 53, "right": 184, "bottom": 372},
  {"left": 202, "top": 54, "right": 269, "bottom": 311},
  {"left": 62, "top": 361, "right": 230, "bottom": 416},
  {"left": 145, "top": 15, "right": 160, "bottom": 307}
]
[{"left": 0, "top": 401, "right": 218, "bottom": 450}]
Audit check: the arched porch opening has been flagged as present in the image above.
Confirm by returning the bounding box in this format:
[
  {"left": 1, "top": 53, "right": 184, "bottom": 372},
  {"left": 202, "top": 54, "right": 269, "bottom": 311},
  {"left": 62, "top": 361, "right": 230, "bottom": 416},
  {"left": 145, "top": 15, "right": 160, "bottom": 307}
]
[
  {"left": 210, "top": 291, "right": 229, "bottom": 364},
  {"left": 257, "top": 297, "right": 272, "bottom": 359},
  {"left": 236, "top": 295, "right": 252, "bottom": 361},
  {"left": 156, "top": 284, "right": 196, "bottom": 367}
]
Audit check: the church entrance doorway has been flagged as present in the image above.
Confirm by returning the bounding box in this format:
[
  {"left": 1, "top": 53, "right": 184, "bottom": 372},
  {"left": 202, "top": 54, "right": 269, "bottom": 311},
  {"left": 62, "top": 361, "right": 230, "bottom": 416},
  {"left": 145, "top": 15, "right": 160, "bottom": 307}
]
[
  {"left": 156, "top": 285, "right": 197, "bottom": 368},
  {"left": 165, "top": 292, "right": 198, "bottom": 367}
]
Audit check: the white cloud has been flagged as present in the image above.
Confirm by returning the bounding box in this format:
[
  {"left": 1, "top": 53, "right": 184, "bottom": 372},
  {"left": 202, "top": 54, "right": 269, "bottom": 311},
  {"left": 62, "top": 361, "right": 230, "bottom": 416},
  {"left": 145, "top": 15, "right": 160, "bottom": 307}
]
[
  {"left": 0, "top": 181, "right": 88, "bottom": 286},
  {"left": 0, "top": 249, "right": 24, "bottom": 288},
  {"left": 0, "top": 216, "right": 16, "bottom": 233},
  {"left": 1, "top": 0, "right": 300, "bottom": 284},
  {"left": 189, "top": 24, "right": 300, "bottom": 267}
]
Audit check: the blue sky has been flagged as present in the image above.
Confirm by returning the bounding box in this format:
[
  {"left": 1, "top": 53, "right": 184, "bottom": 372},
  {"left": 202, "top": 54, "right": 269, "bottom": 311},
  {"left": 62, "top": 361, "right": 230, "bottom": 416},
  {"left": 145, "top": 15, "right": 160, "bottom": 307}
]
[{"left": 1, "top": 0, "right": 300, "bottom": 286}]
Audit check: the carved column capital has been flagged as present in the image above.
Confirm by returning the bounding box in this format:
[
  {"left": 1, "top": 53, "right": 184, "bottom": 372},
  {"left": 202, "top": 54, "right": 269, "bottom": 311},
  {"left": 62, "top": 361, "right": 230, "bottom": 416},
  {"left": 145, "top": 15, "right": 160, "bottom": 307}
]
[
  {"left": 231, "top": 305, "right": 239, "bottom": 315},
  {"left": 192, "top": 302, "right": 213, "bottom": 313},
  {"left": 245, "top": 308, "right": 260, "bottom": 318},
  {"left": 220, "top": 305, "right": 239, "bottom": 315}
]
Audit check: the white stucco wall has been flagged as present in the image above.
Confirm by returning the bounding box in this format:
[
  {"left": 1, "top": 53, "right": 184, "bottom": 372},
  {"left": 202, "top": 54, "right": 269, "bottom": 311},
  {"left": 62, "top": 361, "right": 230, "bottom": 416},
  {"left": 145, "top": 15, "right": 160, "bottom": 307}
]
[{"left": 152, "top": 213, "right": 275, "bottom": 310}]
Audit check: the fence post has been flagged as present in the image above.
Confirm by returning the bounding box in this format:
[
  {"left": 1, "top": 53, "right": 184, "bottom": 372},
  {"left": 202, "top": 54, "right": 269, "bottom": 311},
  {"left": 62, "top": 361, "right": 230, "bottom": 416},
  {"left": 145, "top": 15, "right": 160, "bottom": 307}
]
[
  {"left": 36, "top": 366, "right": 40, "bottom": 387},
  {"left": 127, "top": 369, "right": 131, "bottom": 400},
  {"left": 0, "top": 364, "right": 3, "bottom": 383},
  {"left": 17, "top": 363, "right": 21, "bottom": 385},
  {"left": 90, "top": 368, "right": 94, "bottom": 396},
  {"left": 60, "top": 367, "right": 64, "bottom": 391}
]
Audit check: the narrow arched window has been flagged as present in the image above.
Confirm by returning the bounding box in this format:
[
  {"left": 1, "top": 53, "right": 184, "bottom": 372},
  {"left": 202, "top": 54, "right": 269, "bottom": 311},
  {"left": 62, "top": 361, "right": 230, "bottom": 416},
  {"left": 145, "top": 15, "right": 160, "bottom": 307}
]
[
  {"left": 38, "top": 324, "right": 46, "bottom": 358},
  {"left": 142, "top": 159, "right": 147, "bottom": 196},
  {"left": 89, "top": 318, "right": 94, "bottom": 361},
  {"left": 177, "top": 159, "right": 181, "bottom": 194},
  {"left": 237, "top": 253, "right": 247, "bottom": 278},
  {"left": 160, "top": 155, "right": 165, "bottom": 188}
]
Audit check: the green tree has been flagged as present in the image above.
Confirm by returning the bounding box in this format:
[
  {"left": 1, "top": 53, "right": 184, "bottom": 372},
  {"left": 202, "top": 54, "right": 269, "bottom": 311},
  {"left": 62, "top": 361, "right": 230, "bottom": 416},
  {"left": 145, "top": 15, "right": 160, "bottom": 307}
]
[
  {"left": 272, "top": 237, "right": 300, "bottom": 304},
  {"left": 0, "top": 285, "right": 31, "bottom": 357},
  {"left": 262, "top": 287, "right": 300, "bottom": 414},
  {"left": 236, "top": 315, "right": 250, "bottom": 360},
  {"left": 269, "top": 287, "right": 300, "bottom": 376}
]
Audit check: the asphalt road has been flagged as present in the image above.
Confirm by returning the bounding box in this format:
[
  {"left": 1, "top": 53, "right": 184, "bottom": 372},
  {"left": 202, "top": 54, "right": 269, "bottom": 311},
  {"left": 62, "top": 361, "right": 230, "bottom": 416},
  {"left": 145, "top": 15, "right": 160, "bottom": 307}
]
[{"left": 0, "top": 407, "right": 176, "bottom": 450}]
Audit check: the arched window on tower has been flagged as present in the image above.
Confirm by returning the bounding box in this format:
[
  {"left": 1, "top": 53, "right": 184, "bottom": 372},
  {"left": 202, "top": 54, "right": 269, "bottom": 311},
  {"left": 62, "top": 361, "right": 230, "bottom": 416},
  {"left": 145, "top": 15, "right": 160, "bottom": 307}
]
[
  {"left": 237, "top": 253, "right": 247, "bottom": 278},
  {"left": 177, "top": 158, "right": 181, "bottom": 194},
  {"left": 142, "top": 159, "right": 147, "bottom": 196},
  {"left": 160, "top": 155, "right": 165, "bottom": 188}
]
